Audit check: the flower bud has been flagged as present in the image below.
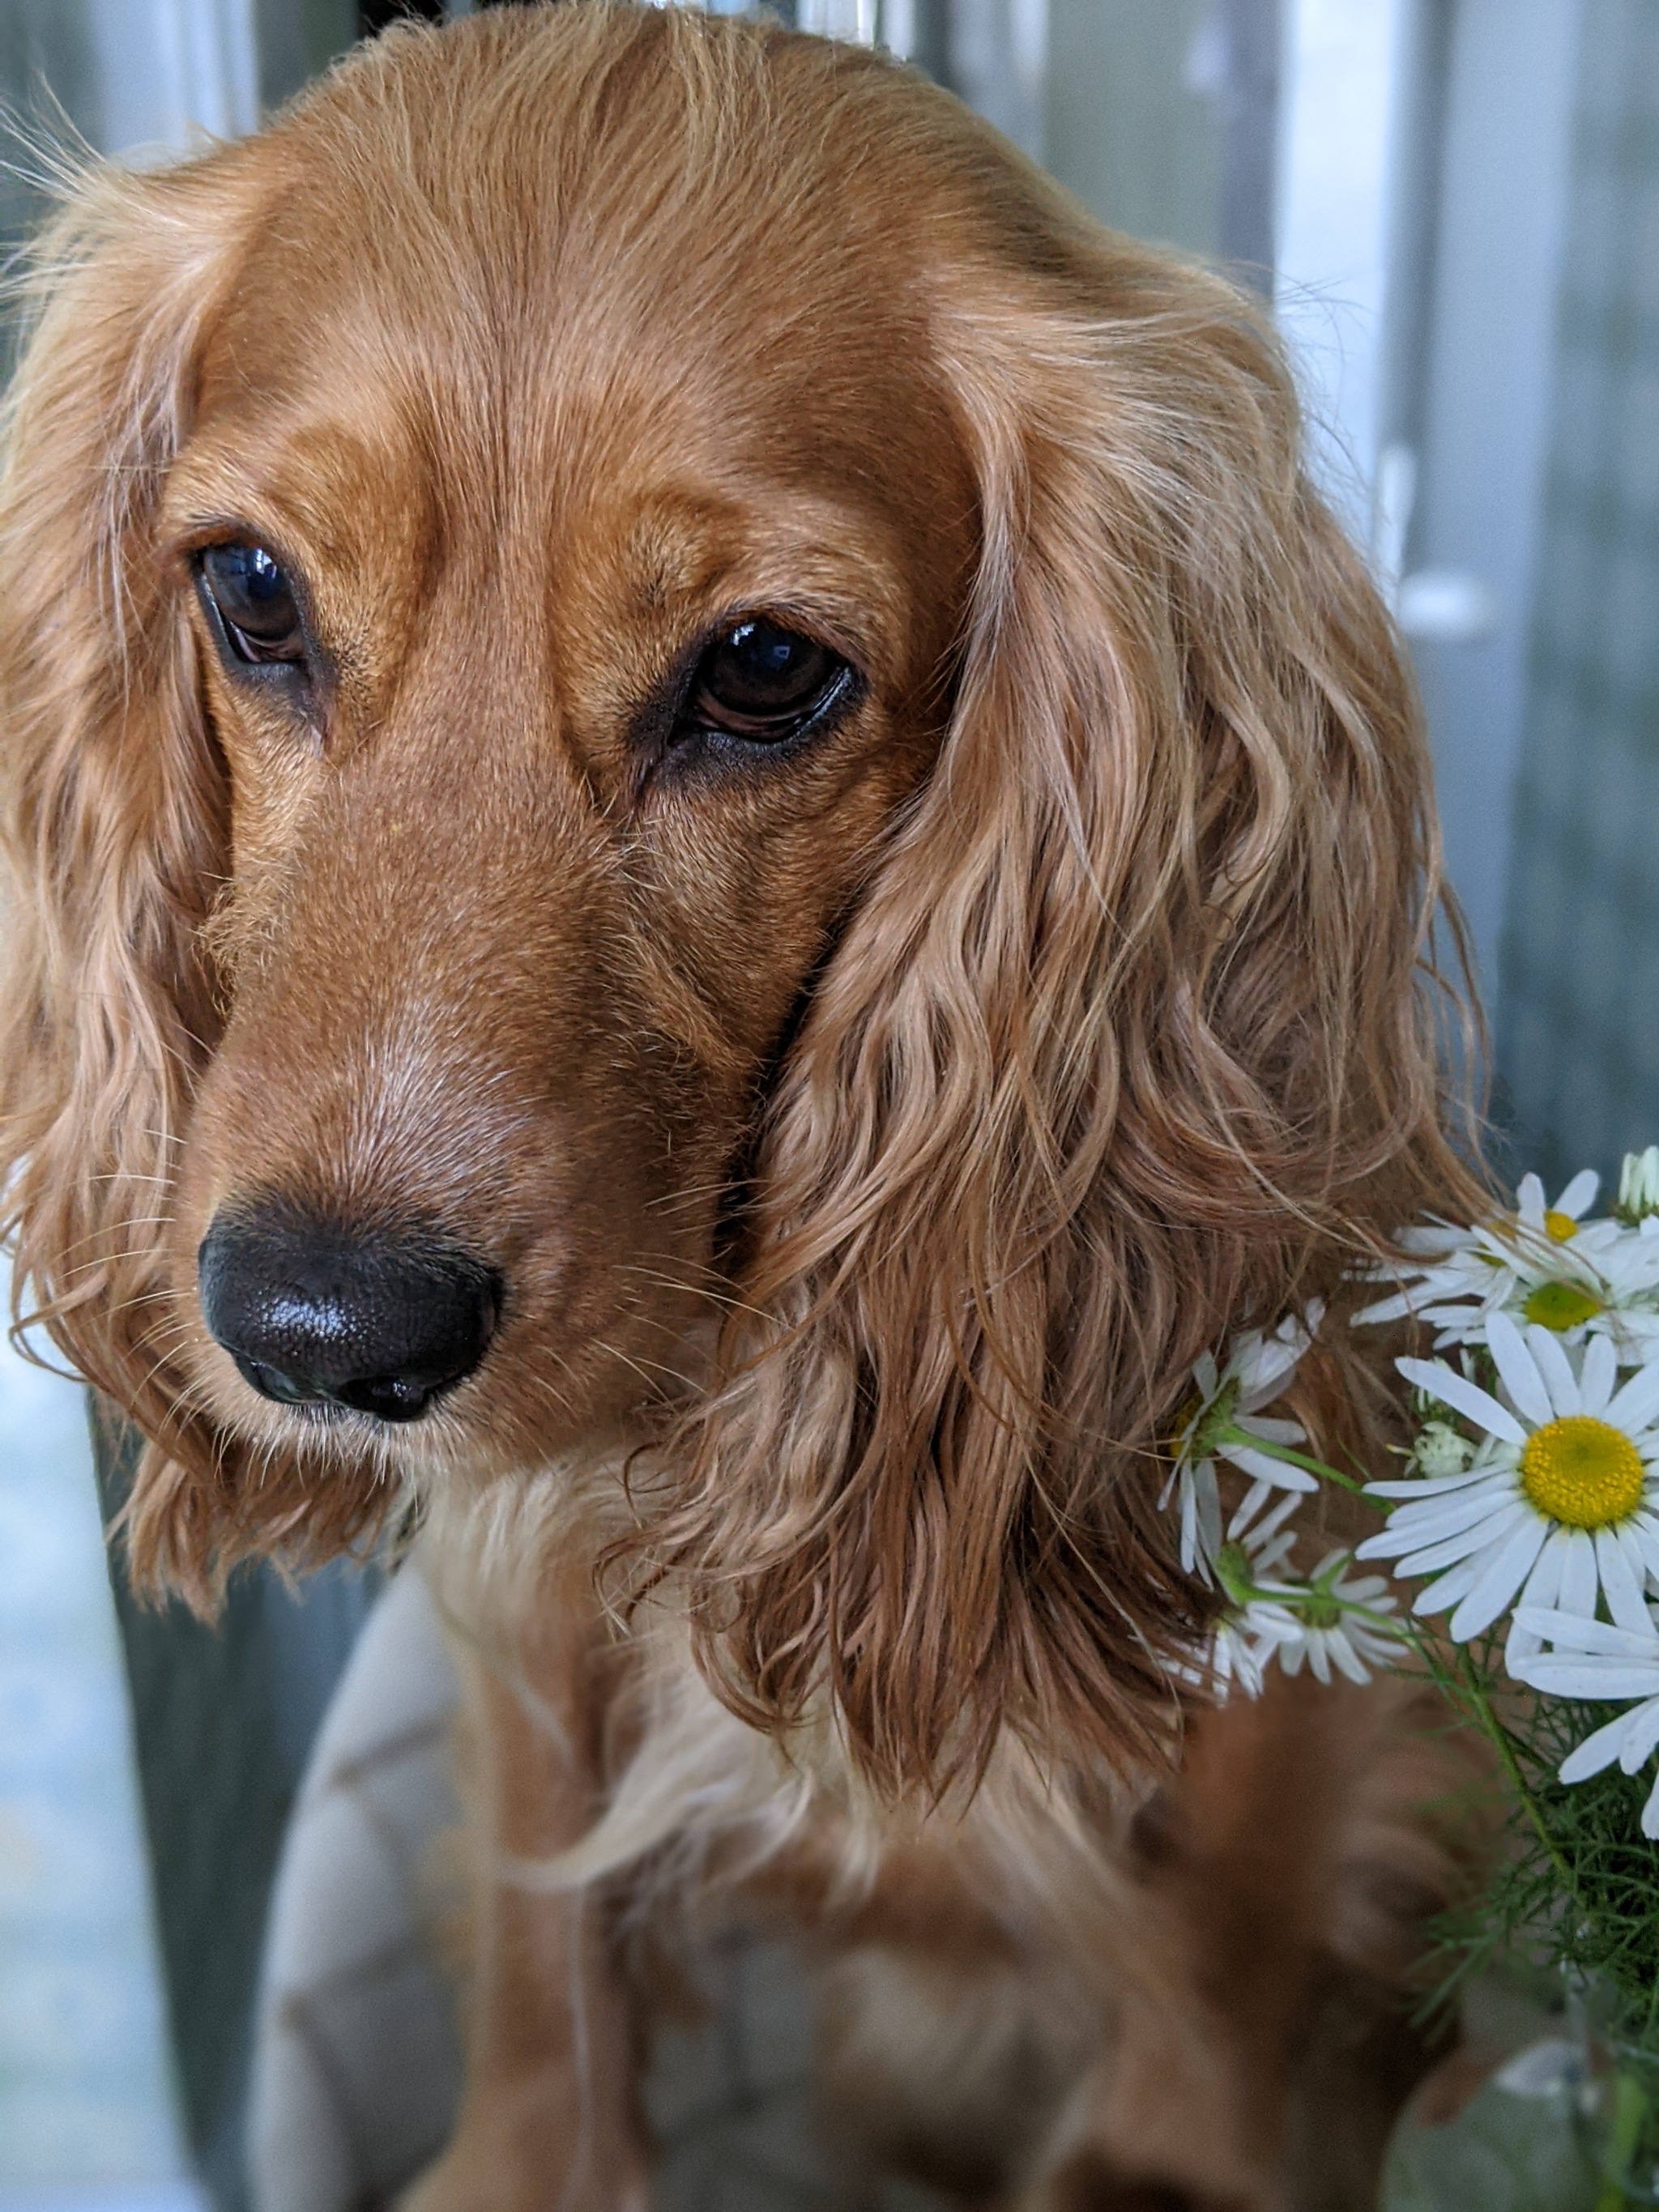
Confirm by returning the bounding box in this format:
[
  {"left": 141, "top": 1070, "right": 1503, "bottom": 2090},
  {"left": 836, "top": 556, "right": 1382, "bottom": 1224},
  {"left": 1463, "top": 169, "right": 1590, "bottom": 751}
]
[
  {"left": 1618, "top": 1145, "right": 1659, "bottom": 1223},
  {"left": 1414, "top": 1420, "right": 1473, "bottom": 1478}
]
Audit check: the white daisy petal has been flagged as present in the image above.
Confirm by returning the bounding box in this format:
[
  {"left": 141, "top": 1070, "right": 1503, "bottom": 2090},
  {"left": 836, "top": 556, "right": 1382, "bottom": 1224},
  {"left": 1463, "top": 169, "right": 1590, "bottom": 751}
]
[
  {"left": 1180, "top": 1463, "right": 1221, "bottom": 1575},
  {"left": 1558, "top": 1528, "right": 1600, "bottom": 1615},
  {"left": 1525, "top": 1325, "right": 1580, "bottom": 1416},
  {"left": 1559, "top": 1710, "right": 1641, "bottom": 1784},
  {"left": 1428, "top": 1317, "right": 1489, "bottom": 1347},
  {"left": 1430, "top": 1317, "right": 1480, "bottom": 1343},
  {"left": 1398, "top": 1225, "right": 1469, "bottom": 1255},
  {"left": 1364, "top": 1471, "right": 1504, "bottom": 1499},
  {"left": 1507, "top": 1535, "right": 1567, "bottom": 1667},
  {"left": 1618, "top": 1519, "right": 1653, "bottom": 1599},
  {"left": 1616, "top": 1698, "right": 1659, "bottom": 1775},
  {"left": 1642, "top": 1773, "right": 1659, "bottom": 1839},
  {"left": 1328, "top": 1632, "right": 1371, "bottom": 1685},
  {"left": 1392, "top": 1532, "right": 1498, "bottom": 1579},
  {"left": 1519, "top": 1660, "right": 1659, "bottom": 1700},
  {"left": 1608, "top": 1359, "right": 1659, "bottom": 1435},
  {"left": 1473, "top": 1233, "right": 1522, "bottom": 1271},
  {"left": 1236, "top": 1339, "right": 1302, "bottom": 1405},
  {"left": 1448, "top": 1515, "right": 1550, "bottom": 1640},
  {"left": 1487, "top": 1313, "right": 1553, "bottom": 1428},
  {"left": 1511, "top": 1609, "right": 1659, "bottom": 1660},
  {"left": 1581, "top": 1332, "right": 1618, "bottom": 1416},
  {"left": 1559, "top": 1169, "right": 1601, "bottom": 1219},
  {"left": 1397, "top": 1508, "right": 1532, "bottom": 1580},
  {"left": 1234, "top": 1415, "right": 1305, "bottom": 1445},
  {"left": 1198, "top": 1475, "right": 1222, "bottom": 1569},
  {"left": 1254, "top": 1490, "right": 1303, "bottom": 1544},
  {"left": 1354, "top": 1482, "right": 1521, "bottom": 1553},
  {"left": 1629, "top": 1515, "right": 1659, "bottom": 1586},
  {"left": 1226, "top": 1480, "right": 1274, "bottom": 1541},
  {"left": 1413, "top": 1552, "right": 1493, "bottom": 1617},
  {"left": 1339, "top": 1575, "right": 1394, "bottom": 1606},
  {"left": 1517, "top": 1174, "right": 1546, "bottom": 1225},
  {"left": 1396, "top": 1358, "right": 1525, "bottom": 1446},
  {"left": 1596, "top": 1526, "right": 1653, "bottom": 1633},
  {"left": 1216, "top": 1443, "right": 1319, "bottom": 1492}
]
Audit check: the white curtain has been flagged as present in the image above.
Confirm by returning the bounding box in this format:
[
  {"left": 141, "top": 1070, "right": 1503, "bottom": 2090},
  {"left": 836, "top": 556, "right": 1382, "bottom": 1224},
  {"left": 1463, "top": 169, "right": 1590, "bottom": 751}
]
[{"left": 89, "top": 0, "right": 259, "bottom": 156}]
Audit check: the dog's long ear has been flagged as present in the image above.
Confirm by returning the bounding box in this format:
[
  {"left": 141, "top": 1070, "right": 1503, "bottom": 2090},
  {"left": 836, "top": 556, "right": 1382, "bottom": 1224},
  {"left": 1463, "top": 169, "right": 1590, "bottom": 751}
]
[
  {"left": 0, "top": 160, "right": 258, "bottom": 1603},
  {"left": 652, "top": 240, "right": 1478, "bottom": 1801}
]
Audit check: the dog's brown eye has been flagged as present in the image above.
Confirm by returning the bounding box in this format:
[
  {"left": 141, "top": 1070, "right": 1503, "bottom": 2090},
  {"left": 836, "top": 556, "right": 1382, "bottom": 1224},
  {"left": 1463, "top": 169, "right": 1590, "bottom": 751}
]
[
  {"left": 198, "top": 543, "right": 305, "bottom": 667},
  {"left": 687, "top": 620, "right": 851, "bottom": 741}
]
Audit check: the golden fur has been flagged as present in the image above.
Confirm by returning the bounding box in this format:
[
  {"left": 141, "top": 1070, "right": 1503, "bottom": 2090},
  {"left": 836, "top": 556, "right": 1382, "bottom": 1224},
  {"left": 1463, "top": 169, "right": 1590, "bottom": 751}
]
[{"left": 0, "top": 9, "right": 1491, "bottom": 2205}]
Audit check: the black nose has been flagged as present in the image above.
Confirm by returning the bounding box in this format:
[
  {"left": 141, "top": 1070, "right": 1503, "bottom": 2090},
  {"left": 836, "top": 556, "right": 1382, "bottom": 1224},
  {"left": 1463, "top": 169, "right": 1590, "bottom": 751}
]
[{"left": 198, "top": 1204, "right": 500, "bottom": 1421}]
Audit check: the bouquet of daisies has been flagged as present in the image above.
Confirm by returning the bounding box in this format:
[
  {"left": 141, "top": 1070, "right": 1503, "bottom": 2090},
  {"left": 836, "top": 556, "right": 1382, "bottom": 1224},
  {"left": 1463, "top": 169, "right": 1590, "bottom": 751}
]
[{"left": 1166, "top": 1148, "right": 1659, "bottom": 2197}]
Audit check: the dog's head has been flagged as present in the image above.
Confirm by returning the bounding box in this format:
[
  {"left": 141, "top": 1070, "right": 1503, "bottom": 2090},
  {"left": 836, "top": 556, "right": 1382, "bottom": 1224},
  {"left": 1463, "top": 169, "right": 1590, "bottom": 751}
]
[{"left": 0, "top": 4, "right": 1472, "bottom": 1794}]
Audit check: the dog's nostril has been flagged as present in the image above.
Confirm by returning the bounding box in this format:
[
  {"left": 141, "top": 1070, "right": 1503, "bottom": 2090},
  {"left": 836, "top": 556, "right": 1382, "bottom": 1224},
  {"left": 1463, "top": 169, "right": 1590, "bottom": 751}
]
[{"left": 197, "top": 1204, "right": 499, "bottom": 1421}]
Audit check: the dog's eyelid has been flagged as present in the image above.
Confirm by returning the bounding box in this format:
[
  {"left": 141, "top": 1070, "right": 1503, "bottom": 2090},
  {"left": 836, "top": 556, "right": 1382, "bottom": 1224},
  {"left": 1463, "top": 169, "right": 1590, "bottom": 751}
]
[{"left": 173, "top": 513, "right": 309, "bottom": 578}]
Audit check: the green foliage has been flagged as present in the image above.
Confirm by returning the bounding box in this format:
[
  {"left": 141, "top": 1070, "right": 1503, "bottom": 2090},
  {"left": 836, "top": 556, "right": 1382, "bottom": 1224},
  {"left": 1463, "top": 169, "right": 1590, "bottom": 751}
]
[{"left": 1418, "top": 1632, "right": 1659, "bottom": 2203}]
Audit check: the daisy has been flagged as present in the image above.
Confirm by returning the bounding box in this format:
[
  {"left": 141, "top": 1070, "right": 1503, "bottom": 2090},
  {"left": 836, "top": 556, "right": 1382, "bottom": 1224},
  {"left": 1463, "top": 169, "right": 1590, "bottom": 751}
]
[
  {"left": 1357, "top": 1312, "right": 1659, "bottom": 1657},
  {"left": 1354, "top": 1170, "right": 1659, "bottom": 1359},
  {"left": 1523, "top": 1191, "right": 1659, "bottom": 1358},
  {"left": 1266, "top": 1553, "right": 1402, "bottom": 1686},
  {"left": 1202, "top": 1494, "right": 1303, "bottom": 1698},
  {"left": 1203, "top": 1497, "right": 1401, "bottom": 1694},
  {"left": 1161, "top": 1307, "right": 1324, "bottom": 1579},
  {"left": 1353, "top": 1170, "right": 1599, "bottom": 1336},
  {"left": 1508, "top": 1606, "right": 1659, "bottom": 1839},
  {"left": 1516, "top": 1168, "right": 1606, "bottom": 1247}
]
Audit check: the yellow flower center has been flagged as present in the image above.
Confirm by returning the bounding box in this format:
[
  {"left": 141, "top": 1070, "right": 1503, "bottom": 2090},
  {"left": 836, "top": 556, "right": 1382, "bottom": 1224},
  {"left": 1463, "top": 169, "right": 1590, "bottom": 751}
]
[
  {"left": 1519, "top": 1416, "right": 1645, "bottom": 1528},
  {"left": 1544, "top": 1208, "right": 1580, "bottom": 1242},
  {"left": 1523, "top": 1280, "right": 1605, "bottom": 1331}
]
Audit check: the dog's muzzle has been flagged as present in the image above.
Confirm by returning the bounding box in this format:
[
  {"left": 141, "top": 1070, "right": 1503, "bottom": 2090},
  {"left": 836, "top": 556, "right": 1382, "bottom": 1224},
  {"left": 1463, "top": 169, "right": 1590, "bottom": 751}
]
[{"left": 198, "top": 1203, "right": 500, "bottom": 1421}]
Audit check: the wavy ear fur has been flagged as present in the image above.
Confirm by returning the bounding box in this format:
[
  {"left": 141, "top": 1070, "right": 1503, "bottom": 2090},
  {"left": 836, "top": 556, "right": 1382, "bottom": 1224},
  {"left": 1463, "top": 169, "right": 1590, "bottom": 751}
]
[
  {"left": 0, "top": 156, "right": 276, "bottom": 1602},
  {"left": 646, "top": 237, "right": 1480, "bottom": 1801}
]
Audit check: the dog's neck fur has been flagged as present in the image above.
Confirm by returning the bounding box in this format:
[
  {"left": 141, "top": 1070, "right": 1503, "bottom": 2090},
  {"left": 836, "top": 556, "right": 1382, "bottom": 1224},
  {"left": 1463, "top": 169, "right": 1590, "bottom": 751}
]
[{"left": 417, "top": 1445, "right": 1154, "bottom": 1933}]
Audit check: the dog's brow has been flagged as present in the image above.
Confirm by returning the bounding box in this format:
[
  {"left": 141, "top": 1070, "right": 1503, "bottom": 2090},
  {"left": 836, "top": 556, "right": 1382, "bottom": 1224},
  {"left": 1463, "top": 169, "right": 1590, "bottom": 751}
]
[{"left": 625, "top": 513, "right": 718, "bottom": 616}]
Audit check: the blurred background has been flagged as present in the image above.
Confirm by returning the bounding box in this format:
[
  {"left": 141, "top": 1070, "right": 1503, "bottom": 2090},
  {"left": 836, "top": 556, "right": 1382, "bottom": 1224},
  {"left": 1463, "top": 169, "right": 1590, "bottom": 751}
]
[{"left": 0, "top": 0, "right": 1648, "bottom": 2207}]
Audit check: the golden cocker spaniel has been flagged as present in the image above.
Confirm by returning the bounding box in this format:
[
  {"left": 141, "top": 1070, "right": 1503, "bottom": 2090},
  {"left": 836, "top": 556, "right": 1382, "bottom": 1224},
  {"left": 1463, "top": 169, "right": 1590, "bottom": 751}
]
[{"left": 0, "top": 8, "right": 1486, "bottom": 2206}]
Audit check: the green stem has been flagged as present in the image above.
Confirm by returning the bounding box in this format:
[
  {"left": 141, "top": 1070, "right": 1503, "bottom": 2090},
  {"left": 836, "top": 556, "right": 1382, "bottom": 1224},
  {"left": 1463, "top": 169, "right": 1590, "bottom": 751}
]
[
  {"left": 1222, "top": 1426, "right": 1370, "bottom": 1496},
  {"left": 1444, "top": 1637, "right": 1578, "bottom": 1894}
]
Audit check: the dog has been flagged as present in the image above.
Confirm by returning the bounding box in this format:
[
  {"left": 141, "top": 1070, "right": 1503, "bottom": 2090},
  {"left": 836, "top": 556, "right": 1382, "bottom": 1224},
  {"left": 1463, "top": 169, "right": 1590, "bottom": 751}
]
[{"left": 0, "top": 7, "right": 1491, "bottom": 2206}]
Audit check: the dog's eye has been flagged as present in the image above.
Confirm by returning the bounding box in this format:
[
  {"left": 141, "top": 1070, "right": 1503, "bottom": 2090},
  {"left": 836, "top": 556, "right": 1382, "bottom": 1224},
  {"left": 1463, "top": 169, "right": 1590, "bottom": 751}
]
[
  {"left": 685, "top": 620, "right": 851, "bottom": 742},
  {"left": 198, "top": 543, "right": 305, "bottom": 667}
]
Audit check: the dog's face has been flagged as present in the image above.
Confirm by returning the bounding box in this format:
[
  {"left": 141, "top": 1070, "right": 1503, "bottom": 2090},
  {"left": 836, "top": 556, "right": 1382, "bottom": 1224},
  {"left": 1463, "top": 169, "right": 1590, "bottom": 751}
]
[
  {"left": 0, "top": 5, "right": 1468, "bottom": 1789},
  {"left": 160, "top": 103, "right": 977, "bottom": 1477}
]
